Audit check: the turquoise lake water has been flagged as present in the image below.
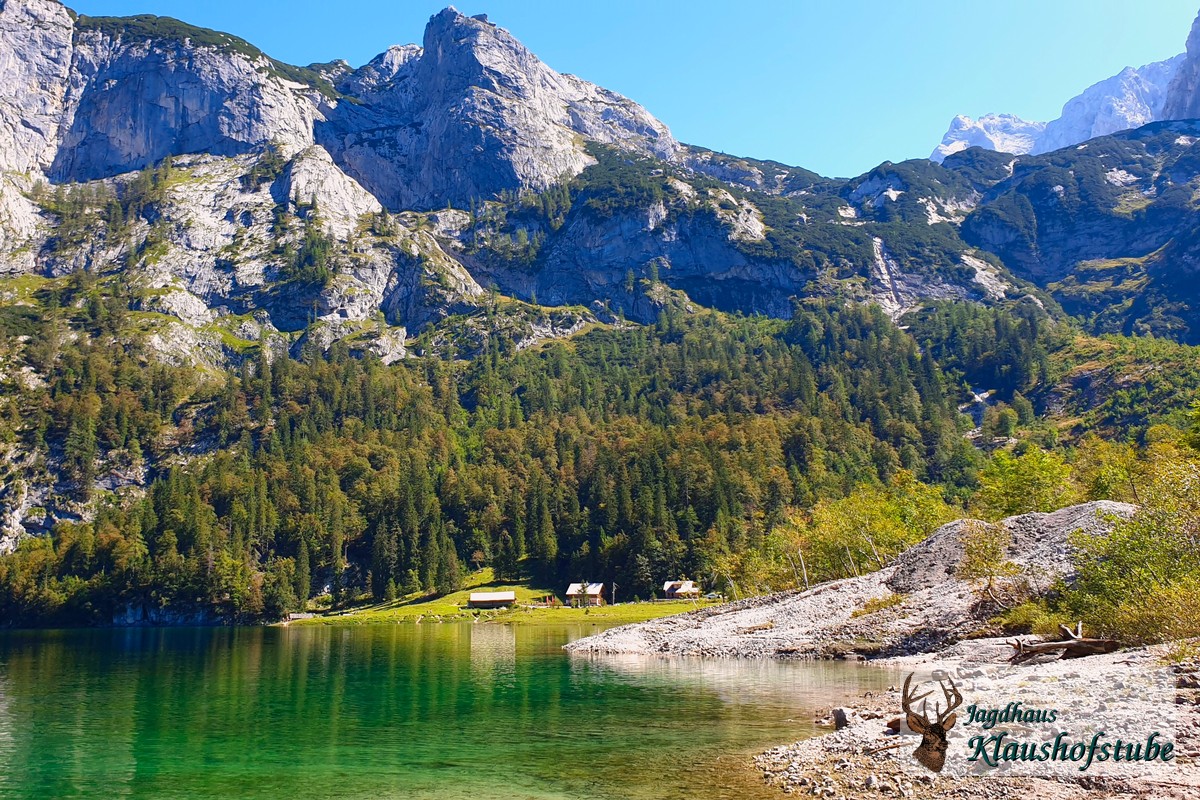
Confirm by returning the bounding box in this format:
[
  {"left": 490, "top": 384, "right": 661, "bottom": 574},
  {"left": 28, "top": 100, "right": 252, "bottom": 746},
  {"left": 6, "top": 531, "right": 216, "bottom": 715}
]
[{"left": 0, "top": 624, "right": 892, "bottom": 799}]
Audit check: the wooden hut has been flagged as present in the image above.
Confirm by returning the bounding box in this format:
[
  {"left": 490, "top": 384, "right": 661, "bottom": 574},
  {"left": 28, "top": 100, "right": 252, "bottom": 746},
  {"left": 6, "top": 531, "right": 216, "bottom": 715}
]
[
  {"left": 566, "top": 582, "right": 604, "bottom": 607},
  {"left": 468, "top": 591, "right": 517, "bottom": 609},
  {"left": 662, "top": 580, "right": 700, "bottom": 599}
]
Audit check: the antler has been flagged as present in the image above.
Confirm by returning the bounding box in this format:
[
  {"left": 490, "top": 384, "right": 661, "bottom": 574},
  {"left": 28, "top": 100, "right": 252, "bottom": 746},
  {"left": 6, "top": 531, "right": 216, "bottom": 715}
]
[
  {"left": 901, "top": 672, "right": 960, "bottom": 725},
  {"left": 901, "top": 672, "right": 933, "bottom": 718},
  {"left": 932, "top": 675, "right": 962, "bottom": 725}
]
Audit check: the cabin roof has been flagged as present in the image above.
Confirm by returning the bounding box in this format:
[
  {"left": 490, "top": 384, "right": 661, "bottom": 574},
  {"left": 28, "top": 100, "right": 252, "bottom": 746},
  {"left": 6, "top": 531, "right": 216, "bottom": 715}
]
[
  {"left": 566, "top": 582, "right": 603, "bottom": 595},
  {"left": 469, "top": 591, "right": 517, "bottom": 603}
]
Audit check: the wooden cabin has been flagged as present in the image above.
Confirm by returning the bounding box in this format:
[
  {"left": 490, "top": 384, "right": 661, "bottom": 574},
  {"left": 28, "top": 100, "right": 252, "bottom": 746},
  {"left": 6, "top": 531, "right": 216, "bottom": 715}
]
[
  {"left": 468, "top": 591, "right": 517, "bottom": 609},
  {"left": 662, "top": 580, "right": 700, "bottom": 599},
  {"left": 566, "top": 582, "right": 604, "bottom": 607}
]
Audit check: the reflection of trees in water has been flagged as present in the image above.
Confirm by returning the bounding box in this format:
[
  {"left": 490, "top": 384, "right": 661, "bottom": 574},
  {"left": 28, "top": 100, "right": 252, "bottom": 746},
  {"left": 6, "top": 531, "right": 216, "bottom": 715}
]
[
  {"left": 0, "top": 624, "right": 898, "bottom": 800},
  {"left": 0, "top": 631, "right": 147, "bottom": 796}
]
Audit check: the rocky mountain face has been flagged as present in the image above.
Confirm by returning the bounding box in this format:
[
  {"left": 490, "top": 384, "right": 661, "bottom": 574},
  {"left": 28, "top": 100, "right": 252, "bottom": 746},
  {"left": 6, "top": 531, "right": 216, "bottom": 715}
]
[
  {"left": 960, "top": 121, "right": 1200, "bottom": 342},
  {"left": 1038, "top": 55, "right": 1183, "bottom": 152},
  {"left": 318, "top": 8, "right": 678, "bottom": 210},
  {"left": 1, "top": 2, "right": 677, "bottom": 201},
  {"left": 0, "top": 0, "right": 1031, "bottom": 364},
  {"left": 0, "top": 0, "right": 72, "bottom": 260},
  {"left": 932, "top": 55, "right": 1183, "bottom": 161},
  {"left": 54, "top": 18, "right": 320, "bottom": 182},
  {"left": 0, "top": 0, "right": 1199, "bottom": 365},
  {"left": 1164, "top": 10, "right": 1200, "bottom": 119},
  {"left": 0, "top": 0, "right": 74, "bottom": 175},
  {"left": 0, "top": 1, "right": 683, "bottom": 355}
]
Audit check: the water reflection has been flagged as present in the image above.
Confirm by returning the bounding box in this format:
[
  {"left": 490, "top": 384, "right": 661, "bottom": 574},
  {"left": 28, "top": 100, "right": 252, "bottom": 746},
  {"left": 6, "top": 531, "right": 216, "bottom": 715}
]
[
  {"left": 0, "top": 671, "right": 11, "bottom": 796},
  {"left": 0, "top": 625, "right": 890, "bottom": 800},
  {"left": 577, "top": 652, "right": 897, "bottom": 709},
  {"left": 469, "top": 623, "right": 517, "bottom": 696}
]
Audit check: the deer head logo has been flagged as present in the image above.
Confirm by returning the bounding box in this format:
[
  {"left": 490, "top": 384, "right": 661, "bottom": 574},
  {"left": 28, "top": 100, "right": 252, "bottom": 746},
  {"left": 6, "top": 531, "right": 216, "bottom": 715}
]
[{"left": 901, "top": 672, "right": 962, "bottom": 772}]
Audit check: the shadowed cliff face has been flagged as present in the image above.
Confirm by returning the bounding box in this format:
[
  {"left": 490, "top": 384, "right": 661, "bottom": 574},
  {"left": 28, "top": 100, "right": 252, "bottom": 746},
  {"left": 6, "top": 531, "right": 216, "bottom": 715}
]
[
  {"left": 1164, "top": 11, "right": 1200, "bottom": 120},
  {"left": 50, "top": 26, "right": 319, "bottom": 182}
]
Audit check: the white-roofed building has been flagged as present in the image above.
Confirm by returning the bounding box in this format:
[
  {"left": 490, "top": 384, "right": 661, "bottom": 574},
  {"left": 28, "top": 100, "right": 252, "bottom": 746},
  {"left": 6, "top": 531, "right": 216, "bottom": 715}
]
[
  {"left": 565, "top": 582, "right": 604, "bottom": 607},
  {"left": 662, "top": 580, "right": 700, "bottom": 599},
  {"left": 468, "top": 591, "right": 517, "bottom": 609}
]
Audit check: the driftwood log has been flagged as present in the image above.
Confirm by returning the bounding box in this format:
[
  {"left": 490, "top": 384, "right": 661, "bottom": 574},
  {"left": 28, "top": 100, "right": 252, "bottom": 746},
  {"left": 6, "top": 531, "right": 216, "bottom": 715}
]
[{"left": 1008, "top": 622, "right": 1120, "bottom": 663}]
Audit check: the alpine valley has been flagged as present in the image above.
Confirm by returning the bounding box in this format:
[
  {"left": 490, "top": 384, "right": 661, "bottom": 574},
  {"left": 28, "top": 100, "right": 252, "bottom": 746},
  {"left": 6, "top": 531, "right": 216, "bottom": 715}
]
[{"left": 3, "top": 0, "right": 1200, "bottom": 632}]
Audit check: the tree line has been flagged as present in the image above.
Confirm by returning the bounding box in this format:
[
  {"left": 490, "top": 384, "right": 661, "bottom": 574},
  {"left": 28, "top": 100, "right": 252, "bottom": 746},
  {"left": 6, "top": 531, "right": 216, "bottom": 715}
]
[{"left": 1, "top": 280, "right": 1198, "bottom": 632}]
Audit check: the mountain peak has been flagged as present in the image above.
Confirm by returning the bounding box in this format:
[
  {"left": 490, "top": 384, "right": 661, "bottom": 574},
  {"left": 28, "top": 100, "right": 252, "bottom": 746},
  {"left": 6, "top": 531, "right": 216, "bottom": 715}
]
[
  {"left": 931, "top": 113, "right": 1045, "bottom": 162},
  {"left": 318, "top": 6, "right": 677, "bottom": 209},
  {"left": 1037, "top": 54, "right": 1182, "bottom": 153},
  {"left": 933, "top": 54, "right": 1183, "bottom": 161},
  {"left": 419, "top": 4, "right": 540, "bottom": 96}
]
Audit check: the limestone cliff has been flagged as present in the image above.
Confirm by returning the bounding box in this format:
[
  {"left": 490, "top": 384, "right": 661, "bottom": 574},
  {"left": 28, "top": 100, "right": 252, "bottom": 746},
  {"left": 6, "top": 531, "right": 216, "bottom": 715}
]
[
  {"left": 0, "top": 0, "right": 75, "bottom": 175},
  {"left": 319, "top": 7, "right": 678, "bottom": 210},
  {"left": 1163, "top": 10, "right": 1200, "bottom": 120}
]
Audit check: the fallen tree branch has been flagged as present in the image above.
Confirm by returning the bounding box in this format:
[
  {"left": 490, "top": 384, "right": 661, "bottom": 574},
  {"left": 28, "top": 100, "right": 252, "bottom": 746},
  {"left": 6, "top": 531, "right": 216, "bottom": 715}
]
[{"left": 1008, "top": 621, "right": 1120, "bottom": 663}]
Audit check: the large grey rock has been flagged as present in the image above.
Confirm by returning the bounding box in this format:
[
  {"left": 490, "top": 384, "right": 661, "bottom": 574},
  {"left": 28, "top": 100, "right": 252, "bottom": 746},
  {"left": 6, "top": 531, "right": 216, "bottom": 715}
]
[
  {"left": 276, "top": 145, "right": 382, "bottom": 239},
  {"left": 379, "top": 229, "right": 485, "bottom": 328},
  {"left": 0, "top": 175, "right": 40, "bottom": 268},
  {"left": 886, "top": 501, "right": 1137, "bottom": 594}
]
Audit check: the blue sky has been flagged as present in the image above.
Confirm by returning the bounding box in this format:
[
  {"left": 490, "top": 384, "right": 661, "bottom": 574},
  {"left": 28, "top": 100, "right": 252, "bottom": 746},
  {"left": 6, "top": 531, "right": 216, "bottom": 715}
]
[{"left": 67, "top": 0, "right": 1198, "bottom": 177}]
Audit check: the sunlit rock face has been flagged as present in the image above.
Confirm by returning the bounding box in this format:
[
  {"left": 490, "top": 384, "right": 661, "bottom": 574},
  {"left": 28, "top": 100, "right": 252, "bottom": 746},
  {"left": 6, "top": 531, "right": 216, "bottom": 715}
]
[{"left": 319, "top": 7, "right": 678, "bottom": 210}]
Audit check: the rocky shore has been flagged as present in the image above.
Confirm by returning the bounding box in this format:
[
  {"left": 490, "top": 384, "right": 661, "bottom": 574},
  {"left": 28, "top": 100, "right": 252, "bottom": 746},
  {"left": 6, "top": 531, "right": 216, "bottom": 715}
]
[
  {"left": 565, "top": 502, "right": 1200, "bottom": 798},
  {"left": 566, "top": 502, "right": 1135, "bottom": 661},
  {"left": 756, "top": 640, "right": 1198, "bottom": 799}
]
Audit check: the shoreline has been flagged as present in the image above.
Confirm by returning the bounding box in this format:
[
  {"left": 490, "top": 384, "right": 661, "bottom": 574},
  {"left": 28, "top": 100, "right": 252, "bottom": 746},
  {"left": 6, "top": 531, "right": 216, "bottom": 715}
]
[
  {"left": 565, "top": 503, "right": 1137, "bottom": 661},
  {"left": 563, "top": 503, "right": 1199, "bottom": 797},
  {"left": 754, "top": 639, "right": 1199, "bottom": 799},
  {"left": 286, "top": 598, "right": 714, "bottom": 627}
]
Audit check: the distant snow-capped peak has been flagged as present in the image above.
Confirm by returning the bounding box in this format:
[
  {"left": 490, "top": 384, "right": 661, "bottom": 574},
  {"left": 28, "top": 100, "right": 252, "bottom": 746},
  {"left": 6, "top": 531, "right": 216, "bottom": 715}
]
[
  {"left": 932, "top": 55, "right": 1183, "bottom": 161},
  {"left": 931, "top": 113, "right": 1045, "bottom": 162}
]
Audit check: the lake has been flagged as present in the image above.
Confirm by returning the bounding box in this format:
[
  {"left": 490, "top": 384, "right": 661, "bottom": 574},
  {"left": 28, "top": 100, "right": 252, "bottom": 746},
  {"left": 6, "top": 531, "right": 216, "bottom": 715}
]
[{"left": 0, "top": 624, "right": 892, "bottom": 799}]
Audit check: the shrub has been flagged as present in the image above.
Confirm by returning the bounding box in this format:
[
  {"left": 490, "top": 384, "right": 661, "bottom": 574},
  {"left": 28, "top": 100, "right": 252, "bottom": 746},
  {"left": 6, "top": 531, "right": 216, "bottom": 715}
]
[
  {"left": 973, "top": 447, "right": 1074, "bottom": 519},
  {"left": 995, "top": 599, "right": 1071, "bottom": 636},
  {"left": 957, "top": 519, "right": 1028, "bottom": 610},
  {"left": 1105, "top": 577, "right": 1200, "bottom": 644},
  {"left": 850, "top": 592, "right": 907, "bottom": 618},
  {"left": 1065, "top": 452, "right": 1200, "bottom": 643}
]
